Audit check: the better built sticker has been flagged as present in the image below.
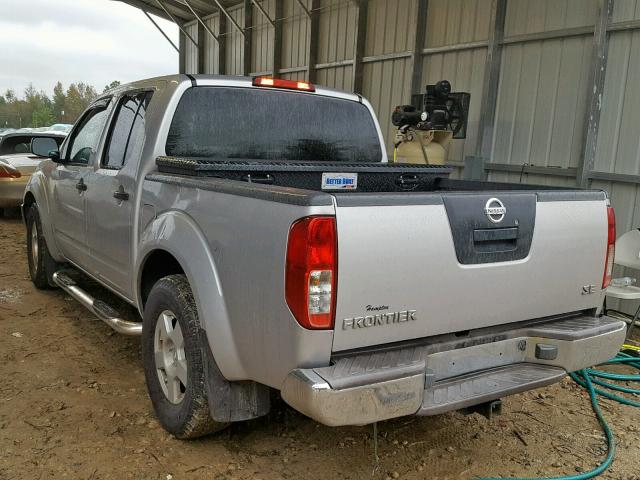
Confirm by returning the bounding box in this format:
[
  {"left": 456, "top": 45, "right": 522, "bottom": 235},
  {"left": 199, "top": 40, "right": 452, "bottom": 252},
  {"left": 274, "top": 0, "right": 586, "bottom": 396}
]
[{"left": 321, "top": 172, "right": 358, "bottom": 190}]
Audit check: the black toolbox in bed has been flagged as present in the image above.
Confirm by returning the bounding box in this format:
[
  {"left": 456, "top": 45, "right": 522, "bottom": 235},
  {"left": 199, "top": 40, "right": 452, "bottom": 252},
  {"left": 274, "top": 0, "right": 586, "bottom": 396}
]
[{"left": 155, "top": 157, "right": 453, "bottom": 193}]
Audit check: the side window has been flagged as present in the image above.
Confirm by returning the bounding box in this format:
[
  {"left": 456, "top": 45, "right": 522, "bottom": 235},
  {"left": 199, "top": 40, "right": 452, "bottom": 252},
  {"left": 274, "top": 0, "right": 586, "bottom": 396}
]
[
  {"left": 103, "top": 92, "right": 152, "bottom": 169},
  {"left": 68, "top": 107, "right": 109, "bottom": 164}
]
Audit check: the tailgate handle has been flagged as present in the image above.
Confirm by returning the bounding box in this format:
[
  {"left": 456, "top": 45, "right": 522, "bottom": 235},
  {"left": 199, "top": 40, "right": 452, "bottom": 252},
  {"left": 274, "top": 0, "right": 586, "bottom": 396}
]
[
  {"left": 395, "top": 174, "right": 420, "bottom": 190},
  {"left": 242, "top": 173, "right": 274, "bottom": 185},
  {"left": 473, "top": 227, "right": 519, "bottom": 242}
]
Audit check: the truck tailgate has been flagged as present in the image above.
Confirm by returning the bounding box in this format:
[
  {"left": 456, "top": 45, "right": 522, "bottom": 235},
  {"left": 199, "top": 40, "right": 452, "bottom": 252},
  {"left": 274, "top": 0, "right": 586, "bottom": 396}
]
[{"left": 332, "top": 192, "right": 608, "bottom": 352}]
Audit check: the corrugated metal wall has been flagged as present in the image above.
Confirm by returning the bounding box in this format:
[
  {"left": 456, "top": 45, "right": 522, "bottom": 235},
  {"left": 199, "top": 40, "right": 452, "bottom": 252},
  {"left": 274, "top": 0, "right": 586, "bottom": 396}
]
[
  {"left": 252, "top": 0, "right": 276, "bottom": 74},
  {"left": 315, "top": 0, "right": 356, "bottom": 90},
  {"left": 184, "top": 22, "right": 198, "bottom": 73},
  {"left": 204, "top": 13, "right": 220, "bottom": 73},
  {"left": 178, "top": 0, "right": 640, "bottom": 315},
  {"left": 422, "top": 0, "right": 492, "bottom": 169},
  {"left": 281, "top": 0, "right": 311, "bottom": 80},
  {"left": 361, "top": 0, "right": 416, "bottom": 158},
  {"left": 491, "top": 1, "right": 596, "bottom": 171}
]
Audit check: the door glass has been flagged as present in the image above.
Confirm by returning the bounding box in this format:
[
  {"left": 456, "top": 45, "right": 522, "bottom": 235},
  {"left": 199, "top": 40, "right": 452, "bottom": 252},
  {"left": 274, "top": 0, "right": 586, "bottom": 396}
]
[
  {"left": 68, "top": 108, "right": 109, "bottom": 164},
  {"left": 103, "top": 92, "right": 152, "bottom": 169}
]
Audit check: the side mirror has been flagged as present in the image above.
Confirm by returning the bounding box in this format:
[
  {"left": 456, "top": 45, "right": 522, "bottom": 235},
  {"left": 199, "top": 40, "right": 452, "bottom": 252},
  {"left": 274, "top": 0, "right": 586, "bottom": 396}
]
[
  {"left": 31, "top": 137, "right": 61, "bottom": 160},
  {"left": 49, "top": 150, "right": 63, "bottom": 163}
]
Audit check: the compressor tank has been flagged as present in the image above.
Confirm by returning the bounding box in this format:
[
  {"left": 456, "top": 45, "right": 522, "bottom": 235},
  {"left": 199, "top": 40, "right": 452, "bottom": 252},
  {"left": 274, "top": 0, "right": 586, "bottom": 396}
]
[{"left": 394, "top": 130, "right": 453, "bottom": 165}]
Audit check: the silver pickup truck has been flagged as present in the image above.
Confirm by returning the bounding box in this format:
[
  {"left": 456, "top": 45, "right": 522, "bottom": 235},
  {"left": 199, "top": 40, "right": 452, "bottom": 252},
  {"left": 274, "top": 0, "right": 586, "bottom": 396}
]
[{"left": 23, "top": 75, "right": 625, "bottom": 439}]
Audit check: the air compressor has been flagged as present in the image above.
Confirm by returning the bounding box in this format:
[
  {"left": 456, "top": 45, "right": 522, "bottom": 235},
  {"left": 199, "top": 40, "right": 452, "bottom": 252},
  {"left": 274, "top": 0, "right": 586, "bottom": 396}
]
[{"left": 391, "top": 80, "right": 470, "bottom": 165}]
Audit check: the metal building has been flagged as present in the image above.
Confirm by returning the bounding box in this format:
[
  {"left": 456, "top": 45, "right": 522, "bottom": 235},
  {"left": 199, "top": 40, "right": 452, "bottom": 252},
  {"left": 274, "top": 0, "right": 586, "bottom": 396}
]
[{"left": 122, "top": 0, "right": 640, "bottom": 307}]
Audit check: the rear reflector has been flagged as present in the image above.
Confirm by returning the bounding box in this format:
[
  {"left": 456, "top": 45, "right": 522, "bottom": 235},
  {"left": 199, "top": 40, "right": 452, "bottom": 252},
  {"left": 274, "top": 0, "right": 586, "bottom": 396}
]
[
  {"left": 285, "top": 216, "right": 337, "bottom": 329},
  {"left": 253, "top": 77, "right": 315, "bottom": 92},
  {"left": 602, "top": 206, "right": 616, "bottom": 289},
  {"left": 0, "top": 163, "right": 21, "bottom": 178}
]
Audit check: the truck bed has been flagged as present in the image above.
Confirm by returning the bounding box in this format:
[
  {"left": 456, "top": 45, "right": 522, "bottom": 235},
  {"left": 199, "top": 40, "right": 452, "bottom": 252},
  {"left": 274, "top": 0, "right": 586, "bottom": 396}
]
[{"left": 147, "top": 156, "right": 609, "bottom": 357}]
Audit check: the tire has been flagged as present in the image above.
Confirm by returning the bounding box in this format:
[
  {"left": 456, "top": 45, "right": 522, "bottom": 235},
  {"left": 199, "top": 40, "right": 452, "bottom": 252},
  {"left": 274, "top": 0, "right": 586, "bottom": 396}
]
[
  {"left": 142, "top": 274, "right": 227, "bottom": 439},
  {"left": 26, "top": 204, "right": 60, "bottom": 289}
]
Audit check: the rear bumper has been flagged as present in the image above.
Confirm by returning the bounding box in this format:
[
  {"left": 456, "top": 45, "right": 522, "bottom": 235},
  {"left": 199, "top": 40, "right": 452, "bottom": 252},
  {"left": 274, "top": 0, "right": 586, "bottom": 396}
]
[{"left": 280, "top": 314, "right": 626, "bottom": 426}]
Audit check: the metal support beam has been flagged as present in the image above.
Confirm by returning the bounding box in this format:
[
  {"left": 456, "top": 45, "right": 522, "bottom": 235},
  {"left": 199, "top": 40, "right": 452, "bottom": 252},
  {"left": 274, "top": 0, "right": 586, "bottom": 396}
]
[
  {"left": 307, "top": 0, "right": 320, "bottom": 82},
  {"left": 588, "top": 171, "right": 640, "bottom": 185},
  {"left": 174, "top": 0, "right": 216, "bottom": 15},
  {"left": 244, "top": 0, "right": 253, "bottom": 76},
  {"left": 410, "top": 0, "right": 428, "bottom": 96},
  {"left": 577, "top": 0, "right": 614, "bottom": 188},
  {"left": 218, "top": 13, "right": 227, "bottom": 74},
  {"left": 212, "top": 0, "right": 246, "bottom": 36},
  {"left": 351, "top": 0, "right": 368, "bottom": 93},
  {"left": 485, "top": 163, "right": 578, "bottom": 178},
  {"left": 273, "top": 0, "right": 283, "bottom": 77},
  {"left": 252, "top": 0, "right": 275, "bottom": 27},
  {"left": 422, "top": 40, "right": 487, "bottom": 56},
  {"left": 295, "top": 0, "right": 312, "bottom": 18},
  {"left": 119, "top": 0, "right": 176, "bottom": 21},
  {"left": 184, "top": 0, "right": 219, "bottom": 42},
  {"left": 475, "top": 0, "right": 507, "bottom": 162},
  {"left": 179, "top": 29, "right": 186, "bottom": 73},
  {"left": 609, "top": 18, "right": 640, "bottom": 31},
  {"left": 156, "top": 0, "right": 198, "bottom": 48},
  {"left": 197, "top": 22, "right": 206, "bottom": 73},
  {"left": 143, "top": 10, "right": 179, "bottom": 52}
]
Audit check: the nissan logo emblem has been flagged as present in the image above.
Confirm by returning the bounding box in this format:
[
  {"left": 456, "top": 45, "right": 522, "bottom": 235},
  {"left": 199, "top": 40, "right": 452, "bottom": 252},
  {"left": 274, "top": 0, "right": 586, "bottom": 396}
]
[{"left": 484, "top": 198, "right": 506, "bottom": 223}]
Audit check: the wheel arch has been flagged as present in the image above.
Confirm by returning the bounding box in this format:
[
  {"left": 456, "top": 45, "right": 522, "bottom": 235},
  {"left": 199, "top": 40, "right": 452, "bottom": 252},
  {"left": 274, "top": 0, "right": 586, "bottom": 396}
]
[
  {"left": 137, "top": 211, "right": 270, "bottom": 422},
  {"left": 136, "top": 210, "right": 245, "bottom": 380},
  {"left": 138, "top": 249, "right": 184, "bottom": 308},
  {"left": 22, "top": 191, "right": 36, "bottom": 224},
  {"left": 22, "top": 176, "right": 65, "bottom": 261}
]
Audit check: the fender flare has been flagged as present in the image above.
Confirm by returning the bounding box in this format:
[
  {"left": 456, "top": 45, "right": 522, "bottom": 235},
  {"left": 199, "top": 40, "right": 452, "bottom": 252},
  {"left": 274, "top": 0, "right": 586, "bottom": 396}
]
[{"left": 136, "top": 210, "right": 246, "bottom": 381}]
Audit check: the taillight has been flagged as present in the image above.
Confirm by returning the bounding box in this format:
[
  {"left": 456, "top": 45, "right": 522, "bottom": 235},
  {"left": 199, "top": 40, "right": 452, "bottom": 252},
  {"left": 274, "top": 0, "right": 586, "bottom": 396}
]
[
  {"left": 285, "top": 216, "right": 337, "bottom": 329},
  {"left": 253, "top": 77, "right": 315, "bottom": 92},
  {"left": 602, "top": 206, "right": 616, "bottom": 289},
  {"left": 0, "top": 163, "right": 21, "bottom": 178}
]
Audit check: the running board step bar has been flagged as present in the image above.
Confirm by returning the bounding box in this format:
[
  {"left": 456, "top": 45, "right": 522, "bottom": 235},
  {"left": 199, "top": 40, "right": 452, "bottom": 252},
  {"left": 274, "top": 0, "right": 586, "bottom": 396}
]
[
  {"left": 418, "top": 363, "right": 566, "bottom": 416},
  {"left": 52, "top": 271, "right": 142, "bottom": 336}
]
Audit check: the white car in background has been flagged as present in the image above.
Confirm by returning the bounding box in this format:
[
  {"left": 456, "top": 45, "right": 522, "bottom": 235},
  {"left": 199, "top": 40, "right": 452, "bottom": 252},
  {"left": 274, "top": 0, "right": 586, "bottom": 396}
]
[{"left": 0, "top": 132, "right": 66, "bottom": 216}]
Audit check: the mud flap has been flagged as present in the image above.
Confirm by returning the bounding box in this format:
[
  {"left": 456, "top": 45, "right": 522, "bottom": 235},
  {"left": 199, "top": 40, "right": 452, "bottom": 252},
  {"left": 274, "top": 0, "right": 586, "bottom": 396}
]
[{"left": 200, "top": 330, "right": 271, "bottom": 422}]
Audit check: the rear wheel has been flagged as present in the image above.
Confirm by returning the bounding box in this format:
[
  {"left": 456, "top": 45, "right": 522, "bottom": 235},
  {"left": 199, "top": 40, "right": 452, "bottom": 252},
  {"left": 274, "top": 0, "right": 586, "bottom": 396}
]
[
  {"left": 26, "top": 204, "right": 59, "bottom": 289},
  {"left": 142, "top": 274, "right": 228, "bottom": 439}
]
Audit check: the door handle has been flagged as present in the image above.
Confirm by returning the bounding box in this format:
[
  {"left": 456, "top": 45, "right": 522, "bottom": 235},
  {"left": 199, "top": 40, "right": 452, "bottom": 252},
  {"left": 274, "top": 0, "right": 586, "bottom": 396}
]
[
  {"left": 113, "top": 185, "right": 129, "bottom": 201},
  {"left": 76, "top": 179, "right": 87, "bottom": 192}
]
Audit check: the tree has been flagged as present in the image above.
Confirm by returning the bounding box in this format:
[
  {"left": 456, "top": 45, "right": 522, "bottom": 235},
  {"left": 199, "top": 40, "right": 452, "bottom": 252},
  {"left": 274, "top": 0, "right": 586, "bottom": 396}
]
[
  {"left": 103, "top": 80, "right": 121, "bottom": 92},
  {"left": 0, "top": 81, "right": 99, "bottom": 128},
  {"left": 52, "top": 81, "right": 66, "bottom": 122},
  {"left": 23, "top": 83, "right": 55, "bottom": 127},
  {"left": 64, "top": 83, "right": 97, "bottom": 122},
  {"left": 32, "top": 104, "right": 55, "bottom": 128}
]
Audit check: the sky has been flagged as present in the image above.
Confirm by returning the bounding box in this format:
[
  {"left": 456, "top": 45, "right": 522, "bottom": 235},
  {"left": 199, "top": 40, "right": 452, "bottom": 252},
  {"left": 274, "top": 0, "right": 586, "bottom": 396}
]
[{"left": 0, "top": 0, "right": 179, "bottom": 96}]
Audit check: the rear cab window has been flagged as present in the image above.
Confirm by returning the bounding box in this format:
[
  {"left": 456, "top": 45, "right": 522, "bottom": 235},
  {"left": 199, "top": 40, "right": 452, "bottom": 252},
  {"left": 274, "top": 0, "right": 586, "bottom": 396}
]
[{"left": 166, "top": 87, "right": 382, "bottom": 162}]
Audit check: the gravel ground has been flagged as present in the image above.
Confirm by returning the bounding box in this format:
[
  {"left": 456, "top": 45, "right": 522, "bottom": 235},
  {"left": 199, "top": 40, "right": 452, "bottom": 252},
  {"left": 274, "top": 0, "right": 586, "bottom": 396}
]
[{"left": 1, "top": 216, "right": 639, "bottom": 480}]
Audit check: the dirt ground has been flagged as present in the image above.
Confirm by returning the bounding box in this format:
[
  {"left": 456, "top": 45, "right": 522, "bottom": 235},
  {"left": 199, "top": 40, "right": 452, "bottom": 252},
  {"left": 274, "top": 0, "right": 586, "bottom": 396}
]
[{"left": 1, "top": 216, "right": 639, "bottom": 480}]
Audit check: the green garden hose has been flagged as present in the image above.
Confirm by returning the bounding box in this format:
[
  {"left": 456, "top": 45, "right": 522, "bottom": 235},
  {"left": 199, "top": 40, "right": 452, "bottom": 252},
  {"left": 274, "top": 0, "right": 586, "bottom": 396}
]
[{"left": 476, "top": 345, "right": 640, "bottom": 480}]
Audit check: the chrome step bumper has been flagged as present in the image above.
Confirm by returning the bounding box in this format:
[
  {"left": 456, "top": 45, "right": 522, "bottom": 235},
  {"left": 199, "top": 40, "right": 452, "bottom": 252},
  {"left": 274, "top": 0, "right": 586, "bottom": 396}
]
[
  {"left": 280, "top": 314, "right": 626, "bottom": 426},
  {"left": 419, "top": 363, "right": 565, "bottom": 415}
]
